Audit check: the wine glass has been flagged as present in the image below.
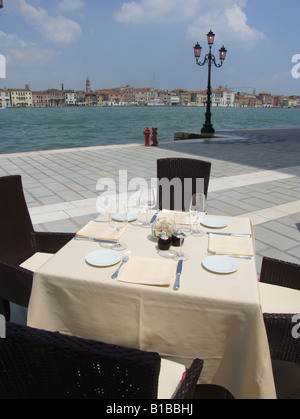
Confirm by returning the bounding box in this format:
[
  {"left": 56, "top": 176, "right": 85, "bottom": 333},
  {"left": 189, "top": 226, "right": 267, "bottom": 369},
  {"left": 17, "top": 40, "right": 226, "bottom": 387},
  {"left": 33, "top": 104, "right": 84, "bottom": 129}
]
[
  {"left": 139, "top": 189, "right": 156, "bottom": 228},
  {"left": 172, "top": 212, "right": 192, "bottom": 261},
  {"left": 189, "top": 193, "right": 205, "bottom": 237},
  {"left": 109, "top": 211, "right": 128, "bottom": 251}
]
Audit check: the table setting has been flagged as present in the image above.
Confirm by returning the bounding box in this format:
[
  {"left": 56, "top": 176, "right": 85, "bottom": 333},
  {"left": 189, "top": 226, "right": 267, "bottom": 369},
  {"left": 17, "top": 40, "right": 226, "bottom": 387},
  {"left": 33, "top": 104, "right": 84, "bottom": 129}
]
[
  {"left": 73, "top": 199, "right": 254, "bottom": 288},
  {"left": 46, "top": 192, "right": 257, "bottom": 292},
  {"left": 27, "top": 196, "right": 276, "bottom": 399}
]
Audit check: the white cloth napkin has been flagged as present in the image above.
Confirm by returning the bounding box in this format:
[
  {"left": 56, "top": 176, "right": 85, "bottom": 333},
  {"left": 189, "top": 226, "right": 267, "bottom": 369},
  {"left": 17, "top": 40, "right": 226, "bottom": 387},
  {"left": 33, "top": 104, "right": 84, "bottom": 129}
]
[
  {"left": 208, "top": 234, "right": 254, "bottom": 256},
  {"left": 157, "top": 210, "right": 189, "bottom": 224},
  {"left": 118, "top": 255, "right": 176, "bottom": 287},
  {"left": 76, "top": 221, "right": 127, "bottom": 241}
]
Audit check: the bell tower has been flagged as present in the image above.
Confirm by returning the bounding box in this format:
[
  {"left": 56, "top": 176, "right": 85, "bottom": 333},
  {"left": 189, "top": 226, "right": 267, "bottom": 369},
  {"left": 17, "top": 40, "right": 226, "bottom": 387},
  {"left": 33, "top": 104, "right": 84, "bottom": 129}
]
[{"left": 86, "top": 77, "right": 91, "bottom": 92}]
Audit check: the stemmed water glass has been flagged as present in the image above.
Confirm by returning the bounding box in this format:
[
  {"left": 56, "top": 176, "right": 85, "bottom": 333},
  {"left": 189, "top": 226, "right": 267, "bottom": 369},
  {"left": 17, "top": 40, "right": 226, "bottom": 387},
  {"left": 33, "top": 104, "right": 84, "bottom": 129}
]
[
  {"left": 139, "top": 189, "right": 156, "bottom": 228},
  {"left": 109, "top": 211, "right": 128, "bottom": 251},
  {"left": 189, "top": 193, "right": 206, "bottom": 237},
  {"left": 172, "top": 212, "right": 192, "bottom": 261}
]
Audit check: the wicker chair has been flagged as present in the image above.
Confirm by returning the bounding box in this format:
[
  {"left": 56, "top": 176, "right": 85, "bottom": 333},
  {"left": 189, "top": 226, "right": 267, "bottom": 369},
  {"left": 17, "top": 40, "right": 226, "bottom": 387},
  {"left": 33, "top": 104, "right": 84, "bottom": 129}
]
[
  {"left": 157, "top": 158, "right": 211, "bottom": 211},
  {"left": 0, "top": 175, "right": 75, "bottom": 321},
  {"left": 263, "top": 313, "right": 300, "bottom": 399},
  {"left": 260, "top": 257, "right": 300, "bottom": 362},
  {"left": 260, "top": 257, "right": 300, "bottom": 398},
  {"left": 0, "top": 322, "right": 203, "bottom": 399},
  {"left": 260, "top": 256, "right": 300, "bottom": 291},
  {"left": 263, "top": 313, "right": 300, "bottom": 364}
]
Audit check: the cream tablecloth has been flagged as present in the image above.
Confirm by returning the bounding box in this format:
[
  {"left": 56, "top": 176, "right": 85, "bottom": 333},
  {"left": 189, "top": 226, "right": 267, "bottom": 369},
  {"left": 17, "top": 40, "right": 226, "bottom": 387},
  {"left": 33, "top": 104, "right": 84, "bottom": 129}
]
[
  {"left": 259, "top": 282, "right": 300, "bottom": 314},
  {"left": 27, "top": 215, "right": 276, "bottom": 399}
]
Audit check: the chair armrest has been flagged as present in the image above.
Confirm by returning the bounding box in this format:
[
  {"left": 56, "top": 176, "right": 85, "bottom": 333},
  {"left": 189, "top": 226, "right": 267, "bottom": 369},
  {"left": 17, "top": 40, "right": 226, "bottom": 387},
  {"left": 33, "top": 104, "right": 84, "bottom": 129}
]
[
  {"left": 172, "top": 358, "right": 204, "bottom": 399},
  {"left": 0, "top": 259, "right": 33, "bottom": 308},
  {"left": 31, "top": 231, "right": 75, "bottom": 254},
  {"left": 260, "top": 257, "right": 300, "bottom": 291}
]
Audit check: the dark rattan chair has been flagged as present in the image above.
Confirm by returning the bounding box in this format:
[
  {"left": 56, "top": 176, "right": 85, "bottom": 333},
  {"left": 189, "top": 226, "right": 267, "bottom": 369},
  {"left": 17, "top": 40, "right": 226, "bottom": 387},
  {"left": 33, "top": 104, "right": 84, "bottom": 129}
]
[
  {"left": 260, "top": 256, "right": 300, "bottom": 291},
  {"left": 157, "top": 158, "right": 211, "bottom": 211},
  {"left": 260, "top": 258, "right": 300, "bottom": 398},
  {"left": 260, "top": 257, "right": 300, "bottom": 363},
  {"left": 0, "top": 322, "right": 203, "bottom": 399},
  {"left": 263, "top": 313, "right": 300, "bottom": 399},
  {"left": 0, "top": 175, "right": 75, "bottom": 321},
  {"left": 263, "top": 313, "right": 300, "bottom": 364}
]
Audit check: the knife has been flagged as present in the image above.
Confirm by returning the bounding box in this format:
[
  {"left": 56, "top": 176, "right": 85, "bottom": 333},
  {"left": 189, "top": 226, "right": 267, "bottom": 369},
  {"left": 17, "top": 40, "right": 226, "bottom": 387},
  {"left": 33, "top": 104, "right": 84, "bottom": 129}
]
[
  {"left": 173, "top": 260, "right": 183, "bottom": 291},
  {"left": 74, "top": 236, "right": 117, "bottom": 244},
  {"left": 150, "top": 209, "right": 160, "bottom": 223},
  {"left": 206, "top": 232, "right": 252, "bottom": 237}
]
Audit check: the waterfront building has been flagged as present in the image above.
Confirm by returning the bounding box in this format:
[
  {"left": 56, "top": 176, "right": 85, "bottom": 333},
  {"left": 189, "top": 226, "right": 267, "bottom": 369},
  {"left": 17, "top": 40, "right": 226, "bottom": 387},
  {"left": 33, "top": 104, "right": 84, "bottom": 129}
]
[
  {"left": 171, "top": 89, "right": 192, "bottom": 106},
  {"left": 0, "top": 89, "right": 10, "bottom": 108},
  {"left": 85, "top": 91, "right": 99, "bottom": 106},
  {"left": 3, "top": 79, "right": 300, "bottom": 108},
  {"left": 234, "top": 92, "right": 262, "bottom": 107},
  {"left": 170, "top": 92, "right": 180, "bottom": 106},
  {"left": 284, "top": 95, "right": 300, "bottom": 108},
  {"left": 134, "top": 88, "right": 148, "bottom": 105},
  {"left": 212, "top": 86, "right": 235, "bottom": 107},
  {"left": 272, "top": 95, "right": 285, "bottom": 108},
  {"left": 76, "top": 91, "right": 87, "bottom": 106},
  {"left": 190, "top": 90, "right": 207, "bottom": 106},
  {"left": 64, "top": 90, "right": 77, "bottom": 106},
  {"left": 9, "top": 88, "right": 33, "bottom": 107},
  {"left": 47, "top": 89, "right": 65, "bottom": 107},
  {"left": 180, "top": 90, "right": 192, "bottom": 106},
  {"left": 101, "top": 89, "right": 126, "bottom": 106},
  {"left": 122, "top": 86, "right": 135, "bottom": 105},
  {"left": 32, "top": 90, "right": 51, "bottom": 107},
  {"left": 96, "top": 92, "right": 104, "bottom": 106},
  {"left": 190, "top": 87, "right": 234, "bottom": 107},
  {"left": 257, "top": 92, "right": 274, "bottom": 107},
  {"left": 156, "top": 90, "right": 172, "bottom": 106},
  {"left": 134, "top": 87, "right": 158, "bottom": 106}
]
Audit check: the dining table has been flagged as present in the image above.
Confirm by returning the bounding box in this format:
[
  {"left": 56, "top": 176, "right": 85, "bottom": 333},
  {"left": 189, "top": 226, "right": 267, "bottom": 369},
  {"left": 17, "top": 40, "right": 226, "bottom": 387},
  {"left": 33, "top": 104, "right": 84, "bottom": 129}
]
[{"left": 26, "top": 210, "right": 277, "bottom": 399}]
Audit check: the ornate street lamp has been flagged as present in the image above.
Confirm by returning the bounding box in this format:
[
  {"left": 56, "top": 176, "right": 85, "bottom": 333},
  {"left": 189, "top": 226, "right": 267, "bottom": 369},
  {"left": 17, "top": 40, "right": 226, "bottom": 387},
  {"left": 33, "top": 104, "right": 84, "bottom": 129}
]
[{"left": 194, "top": 30, "right": 227, "bottom": 136}]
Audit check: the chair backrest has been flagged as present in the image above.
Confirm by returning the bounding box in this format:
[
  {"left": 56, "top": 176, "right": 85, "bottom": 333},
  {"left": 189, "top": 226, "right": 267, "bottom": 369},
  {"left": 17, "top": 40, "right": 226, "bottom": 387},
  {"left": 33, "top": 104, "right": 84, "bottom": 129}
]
[
  {"left": 157, "top": 158, "right": 211, "bottom": 211},
  {"left": 0, "top": 323, "right": 162, "bottom": 399},
  {"left": 260, "top": 257, "right": 300, "bottom": 291},
  {"left": 0, "top": 175, "right": 34, "bottom": 265},
  {"left": 264, "top": 313, "right": 300, "bottom": 364}
]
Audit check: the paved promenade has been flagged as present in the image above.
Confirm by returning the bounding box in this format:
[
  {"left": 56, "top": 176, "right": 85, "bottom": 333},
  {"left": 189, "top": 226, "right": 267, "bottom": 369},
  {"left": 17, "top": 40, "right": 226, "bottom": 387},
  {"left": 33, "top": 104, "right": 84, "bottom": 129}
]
[{"left": 0, "top": 127, "right": 300, "bottom": 274}]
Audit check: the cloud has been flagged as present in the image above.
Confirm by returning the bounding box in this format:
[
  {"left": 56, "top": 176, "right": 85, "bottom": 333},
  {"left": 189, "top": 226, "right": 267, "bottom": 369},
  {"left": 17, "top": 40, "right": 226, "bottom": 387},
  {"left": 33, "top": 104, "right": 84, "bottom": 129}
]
[
  {"left": 115, "top": 0, "right": 199, "bottom": 23},
  {"left": 115, "top": 0, "right": 266, "bottom": 48},
  {"left": 17, "top": 0, "right": 82, "bottom": 45},
  {"left": 0, "top": 30, "right": 55, "bottom": 66},
  {"left": 58, "top": 0, "right": 85, "bottom": 12}
]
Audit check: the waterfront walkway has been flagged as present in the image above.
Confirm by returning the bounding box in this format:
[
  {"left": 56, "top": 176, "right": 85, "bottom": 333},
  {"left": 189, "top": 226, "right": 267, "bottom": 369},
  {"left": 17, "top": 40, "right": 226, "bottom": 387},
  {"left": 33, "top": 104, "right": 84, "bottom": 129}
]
[{"left": 0, "top": 127, "right": 300, "bottom": 274}]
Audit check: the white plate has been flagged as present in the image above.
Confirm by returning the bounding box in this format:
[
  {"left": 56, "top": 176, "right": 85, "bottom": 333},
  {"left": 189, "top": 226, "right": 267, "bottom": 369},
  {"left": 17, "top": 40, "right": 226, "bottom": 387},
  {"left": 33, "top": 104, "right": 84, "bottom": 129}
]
[
  {"left": 201, "top": 217, "right": 228, "bottom": 229},
  {"left": 202, "top": 255, "right": 240, "bottom": 274},
  {"left": 112, "top": 212, "right": 138, "bottom": 222},
  {"left": 86, "top": 249, "right": 122, "bottom": 267}
]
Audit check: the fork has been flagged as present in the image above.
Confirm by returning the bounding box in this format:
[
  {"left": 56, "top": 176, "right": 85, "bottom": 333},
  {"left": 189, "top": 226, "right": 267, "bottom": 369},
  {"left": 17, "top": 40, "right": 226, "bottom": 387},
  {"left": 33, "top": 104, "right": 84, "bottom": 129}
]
[{"left": 111, "top": 251, "right": 131, "bottom": 279}]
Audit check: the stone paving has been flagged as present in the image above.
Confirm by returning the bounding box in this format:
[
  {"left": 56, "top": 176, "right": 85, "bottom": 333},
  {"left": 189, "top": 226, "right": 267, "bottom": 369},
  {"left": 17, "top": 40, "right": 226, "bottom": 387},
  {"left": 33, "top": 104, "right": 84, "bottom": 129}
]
[{"left": 0, "top": 127, "right": 299, "bottom": 274}]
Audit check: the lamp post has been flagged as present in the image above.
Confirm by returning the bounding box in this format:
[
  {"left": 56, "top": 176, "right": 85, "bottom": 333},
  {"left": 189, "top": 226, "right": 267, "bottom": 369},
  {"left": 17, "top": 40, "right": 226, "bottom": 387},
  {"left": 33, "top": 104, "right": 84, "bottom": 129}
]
[{"left": 194, "top": 30, "right": 227, "bottom": 136}]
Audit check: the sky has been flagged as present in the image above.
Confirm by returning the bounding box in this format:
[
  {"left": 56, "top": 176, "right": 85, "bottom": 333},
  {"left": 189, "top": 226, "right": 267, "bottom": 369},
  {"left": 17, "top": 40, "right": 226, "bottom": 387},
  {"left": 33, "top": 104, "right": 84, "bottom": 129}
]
[{"left": 0, "top": 0, "right": 300, "bottom": 95}]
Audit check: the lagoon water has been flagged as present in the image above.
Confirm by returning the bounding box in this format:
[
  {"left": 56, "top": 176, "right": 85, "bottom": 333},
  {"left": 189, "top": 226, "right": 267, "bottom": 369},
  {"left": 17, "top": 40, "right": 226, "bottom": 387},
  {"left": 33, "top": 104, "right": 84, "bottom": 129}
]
[{"left": 0, "top": 106, "right": 299, "bottom": 154}]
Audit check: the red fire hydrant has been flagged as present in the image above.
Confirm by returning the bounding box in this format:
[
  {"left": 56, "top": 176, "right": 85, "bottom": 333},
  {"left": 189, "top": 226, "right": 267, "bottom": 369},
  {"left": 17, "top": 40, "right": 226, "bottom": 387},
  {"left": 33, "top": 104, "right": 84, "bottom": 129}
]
[
  {"left": 144, "top": 127, "right": 151, "bottom": 147},
  {"left": 151, "top": 128, "right": 158, "bottom": 146}
]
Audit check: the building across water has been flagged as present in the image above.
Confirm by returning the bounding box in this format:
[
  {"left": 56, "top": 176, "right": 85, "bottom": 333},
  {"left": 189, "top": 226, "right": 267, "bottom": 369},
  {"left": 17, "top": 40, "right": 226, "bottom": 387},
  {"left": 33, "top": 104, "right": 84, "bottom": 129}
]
[{"left": 0, "top": 79, "right": 299, "bottom": 108}]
